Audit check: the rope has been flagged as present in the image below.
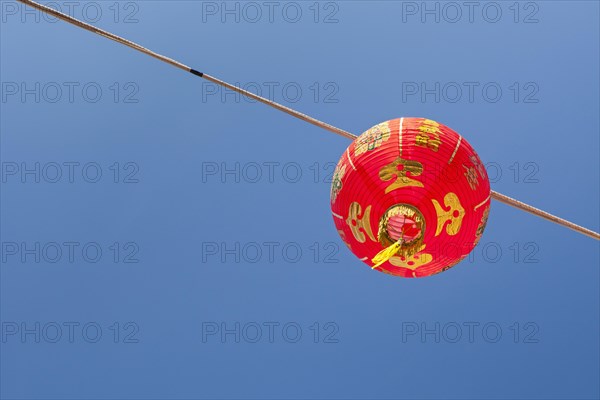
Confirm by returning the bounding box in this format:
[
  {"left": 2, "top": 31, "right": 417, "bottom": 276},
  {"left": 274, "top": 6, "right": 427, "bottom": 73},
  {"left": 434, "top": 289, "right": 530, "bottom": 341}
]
[
  {"left": 201, "top": 74, "right": 356, "bottom": 139},
  {"left": 491, "top": 191, "right": 600, "bottom": 240},
  {"left": 16, "top": 0, "right": 600, "bottom": 241}
]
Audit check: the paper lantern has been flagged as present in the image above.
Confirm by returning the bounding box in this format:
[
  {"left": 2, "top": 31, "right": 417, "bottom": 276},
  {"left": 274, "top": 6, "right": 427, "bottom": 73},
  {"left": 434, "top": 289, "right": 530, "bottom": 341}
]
[
  {"left": 331, "top": 118, "right": 491, "bottom": 278},
  {"left": 19, "top": 0, "right": 600, "bottom": 281}
]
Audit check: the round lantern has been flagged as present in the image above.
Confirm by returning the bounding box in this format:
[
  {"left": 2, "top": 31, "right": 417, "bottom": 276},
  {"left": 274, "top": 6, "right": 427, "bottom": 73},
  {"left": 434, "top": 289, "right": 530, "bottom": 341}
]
[{"left": 331, "top": 118, "right": 491, "bottom": 278}]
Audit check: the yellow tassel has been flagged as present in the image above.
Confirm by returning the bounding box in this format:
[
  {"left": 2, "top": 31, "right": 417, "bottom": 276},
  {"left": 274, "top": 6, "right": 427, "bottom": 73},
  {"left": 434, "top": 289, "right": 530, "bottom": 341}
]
[{"left": 371, "top": 239, "right": 404, "bottom": 269}]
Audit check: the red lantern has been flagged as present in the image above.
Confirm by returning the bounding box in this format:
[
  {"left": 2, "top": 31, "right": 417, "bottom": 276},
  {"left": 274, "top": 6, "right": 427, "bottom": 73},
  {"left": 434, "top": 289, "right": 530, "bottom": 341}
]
[{"left": 331, "top": 118, "right": 491, "bottom": 278}]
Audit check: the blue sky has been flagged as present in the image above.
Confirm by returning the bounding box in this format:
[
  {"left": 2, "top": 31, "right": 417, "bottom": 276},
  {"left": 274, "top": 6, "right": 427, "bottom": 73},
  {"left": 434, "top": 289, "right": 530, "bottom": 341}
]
[{"left": 1, "top": 1, "right": 599, "bottom": 399}]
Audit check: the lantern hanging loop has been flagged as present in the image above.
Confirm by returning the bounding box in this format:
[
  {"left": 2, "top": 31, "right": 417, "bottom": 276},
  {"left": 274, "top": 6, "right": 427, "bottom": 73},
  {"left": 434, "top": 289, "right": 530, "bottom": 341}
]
[{"left": 15, "top": 0, "right": 600, "bottom": 242}]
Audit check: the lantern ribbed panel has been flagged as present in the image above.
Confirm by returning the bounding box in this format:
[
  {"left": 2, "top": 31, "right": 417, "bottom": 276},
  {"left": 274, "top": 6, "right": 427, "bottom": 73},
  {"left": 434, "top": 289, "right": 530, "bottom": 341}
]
[{"left": 331, "top": 118, "right": 491, "bottom": 278}]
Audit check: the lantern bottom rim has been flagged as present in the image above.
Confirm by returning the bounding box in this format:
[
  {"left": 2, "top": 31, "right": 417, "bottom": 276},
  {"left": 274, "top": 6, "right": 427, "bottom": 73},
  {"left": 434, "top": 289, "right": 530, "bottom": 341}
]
[{"left": 378, "top": 204, "right": 426, "bottom": 258}]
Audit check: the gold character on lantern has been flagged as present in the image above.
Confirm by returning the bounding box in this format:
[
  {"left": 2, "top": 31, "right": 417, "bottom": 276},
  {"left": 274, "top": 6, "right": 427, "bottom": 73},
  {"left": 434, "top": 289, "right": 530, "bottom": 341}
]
[
  {"left": 380, "top": 157, "right": 425, "bottom": 194},
  {"left": 415, "top": 134, "right": 442, "bottom": 151},
  {"left": 432, "top": 192, "right": 465, "bottom": 236},
  {"left": 389, "top": 245, "right": 433, "bottom": 270},
  {"left": 330, "top": 163, "right": 347, "bottom": 203},
  {"left": 470, "top": 155, "right": 486, "bottom": 179},
  {"left": 415, "top": 119, "right": 442, "bottom": 152},
  {"left": 463, "top": 164, "right": 479, "bottom": 190},
  {"left": 463, "top": 155, "right": 486, "bottom": 190},
  {"left": 354, "top": 122, "right": 391, "bottom": 157},
  {"left": 346, "top": 202, "right": 377, "bottom": 243}
]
